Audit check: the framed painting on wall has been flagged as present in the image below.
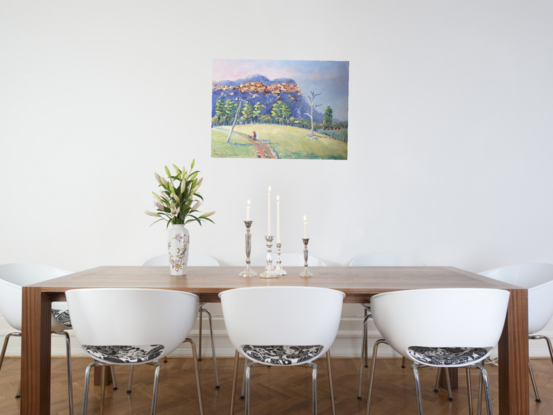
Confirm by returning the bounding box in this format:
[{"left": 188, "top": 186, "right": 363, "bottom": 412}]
[{"left": 211, "top": 59, "right": 349, "bottom": 160}]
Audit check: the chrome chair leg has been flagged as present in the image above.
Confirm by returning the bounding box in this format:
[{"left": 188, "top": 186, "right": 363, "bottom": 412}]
[
  {"left": 357, "top": 314, "right": 370, "bottom": 399},
  {"left": 54, "top": 331, "right": 74, "bottom": 415},
  {"left": 100, "top": 365, "right": 106, "bottom": 415},
  {"left": 309, "top": 362, "right": 318, "bottom": 415},
  {"left": 241, "top": 358, "right": 247, "bottom": 399},
  {"left": 151, "top": 361, "right": 162, "bottom": 415},
  {"left": 364, "top": 308, "right": 369, "bottom": 368},
  {"left": 127, "top": 365, "right": 134, "bottom": 393},
  {"left": 326, "top": 351, "right": 335, "bottom": 415},
  {"left": 82, "top": 361, "right": 98, "bottom": 415},
  {"left": 185, "top": 338, "right": 204, "bottom": 415},
  {"left": 444, "top": 367, "right": 453, "bottom": 401},
  {"left": 411, "top": 363, "right": 424, "bottom": 415},
  {"left": 364, "top": 339, "right": 386, "bottom": 415},
  {"left": 477, "top": 370, "right": 483, "bottom": 415},
  {"left": 529, "top": 360, "right": 541, "bottom": 402},
  {"left": 544, "top": 335, "right": 553, "bottom": 363},
  {"left": 434, "top": 367, "right": 441, "bottom": 392},
  {"left": 0, "top": 332, "right": 21, "bottom": 398},
  {"left": 245, "top": 361, "right": 254, "bottom": 415},
  {"left": 203, "top": 307, "right": 220, "bottom": 388},
  {"left": 198, "top": 305, "right": 204, "bottom": 361},
  {"left": 432, "top": 367, "right": 452, "bottom": 400},
  {"left": 477, "top": 363, "right": 492, "bottom": 415},
  {"left": 466, "top": 367, "right": 473, "bottom": 415},
  {"left": 230, "top": 351, "right": 240, "bottom": 415},
  {"left": 111, "top": 366, "right": 118, "bottom": 390}
]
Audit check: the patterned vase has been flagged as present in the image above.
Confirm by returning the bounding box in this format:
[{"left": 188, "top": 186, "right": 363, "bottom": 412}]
[{"left": 167, "top": 224, "right": 190, "bottom": 276}]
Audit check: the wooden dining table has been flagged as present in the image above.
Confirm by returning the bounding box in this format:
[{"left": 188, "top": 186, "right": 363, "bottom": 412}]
[{"left": 21, "top": 265, "right": 529, "bottom": 415}]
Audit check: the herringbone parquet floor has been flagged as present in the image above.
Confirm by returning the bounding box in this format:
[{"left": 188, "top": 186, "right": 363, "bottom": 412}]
[{"left": 1, "top": 357, "right": 552, "bottom": 415}]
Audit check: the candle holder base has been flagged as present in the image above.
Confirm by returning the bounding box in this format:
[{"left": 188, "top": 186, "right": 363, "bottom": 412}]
[
  {"left": 274, "top": 243, "right": 287, "bottom": 275},
  {"left": 239, "top": 220, "right": 256, "bottom": 277},
  {"left": 274, "top": 267, "right": 287, "bottom": 276},
  {"left": 299, "top": 268, "right": 313, "bottom": 278},
  {"left": 259, "top": 269, "right": 279, "bottom": 279},
  {"left": 240, "top": 264, "right": 258, "bottom": 278},
  {"left": 260, "top": 235, "right": 279, "bottom": 278},
  {"left": 300, "top": 238, "right": 312, "bottom": 278}
]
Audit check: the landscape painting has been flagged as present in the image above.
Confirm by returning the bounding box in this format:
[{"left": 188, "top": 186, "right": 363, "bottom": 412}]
[{"left": 211, "top": 59, "right": 349, "bottom": 160}]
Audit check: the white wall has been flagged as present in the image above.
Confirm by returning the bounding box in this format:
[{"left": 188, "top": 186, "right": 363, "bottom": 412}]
[{"left": 1, "top": 0, "right": 553, "bottom": 357}]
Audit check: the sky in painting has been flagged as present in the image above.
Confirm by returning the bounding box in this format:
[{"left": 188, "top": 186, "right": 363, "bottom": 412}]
[{"left": 213, "top": 59, "right": 349, "bottom": 121}]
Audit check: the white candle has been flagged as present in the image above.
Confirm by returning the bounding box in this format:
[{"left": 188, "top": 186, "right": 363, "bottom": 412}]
[
  {"left": 303, "top": 215, "right": 308, "bottom": 238},
  {"left": 247, "top": 200, "right": 251, "bottom": 221},
  {"left": 268, "top": 186, "right": 271, "bottom": 235},
  {"left": 277, "top": 195, "right": 281, "bottom": 243}
]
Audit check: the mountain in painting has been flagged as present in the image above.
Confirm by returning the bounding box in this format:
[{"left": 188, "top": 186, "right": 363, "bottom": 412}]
[{"left": 211, "top": 74, "right": 325, "bottom": 122}]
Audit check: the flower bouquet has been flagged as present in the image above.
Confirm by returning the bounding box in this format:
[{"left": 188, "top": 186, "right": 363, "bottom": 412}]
[{"left": 145, "top": 160, "right": 215, "bottom": 275}]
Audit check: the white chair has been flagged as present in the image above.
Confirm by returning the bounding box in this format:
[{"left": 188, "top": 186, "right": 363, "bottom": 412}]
[
  {"left": 66, "top": 288, "right": 203, "bottom": 415},
  {"left": 350, "top": 254, "right": 427, "bottom": 399},
  {"left": 142, "top": 252, "right": 220, "bottom": 389},
  {"left": 480, "top": 263, "right": 553, "bottom": 402},
  {"left": 251, "top": 253, "right": 327, "bottom": 267},
  {"left": 220, "top": 286, "right": 344, "bottom": 415},
  {"left": 240, "top": 254, "right": 328, "bottom": 401},
  {"left": 0, "top": 263, "right": 75, "bottom": 415},
  {"left": 366, "top": 288, "right": 510, "bottom": 415}
]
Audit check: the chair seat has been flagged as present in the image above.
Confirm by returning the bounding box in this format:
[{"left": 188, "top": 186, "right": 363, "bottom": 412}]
[
  {"left": 52, "top": 309, "right": 72, "bottom": 329},
  {"left": 407, "top": 346, "right": 488, "bottom": 366},
  {"left": 83, "top": 344, "right": 164, "bottom": 364},
  {"left": 243, "top": 345, "right": 323, "bottom": 365}
]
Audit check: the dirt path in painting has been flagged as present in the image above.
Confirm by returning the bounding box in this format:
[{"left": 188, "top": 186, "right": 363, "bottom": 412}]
[{"left": 230, "top": 130, "right": 278, "bottom": 159}]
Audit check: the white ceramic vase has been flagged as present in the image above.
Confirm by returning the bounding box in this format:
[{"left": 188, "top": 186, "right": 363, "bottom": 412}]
[{"left": 167, "top": 224, "right": 190, "bottom": 276}]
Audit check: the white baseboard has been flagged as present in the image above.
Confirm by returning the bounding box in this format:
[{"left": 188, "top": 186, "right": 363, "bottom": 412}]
[{"left": 1, "top": 315, "right": 552, "bottom": 358}]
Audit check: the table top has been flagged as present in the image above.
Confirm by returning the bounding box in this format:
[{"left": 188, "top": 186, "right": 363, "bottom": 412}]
[{"left": 28, "top": 266, "right": 522, "bottom": 303}]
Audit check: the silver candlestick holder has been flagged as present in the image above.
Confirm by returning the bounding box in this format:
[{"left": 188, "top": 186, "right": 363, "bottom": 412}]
[
  {"left": 274, "top": 242, "right": 287, "bottom": 275},
  {"left": 239, "top": 221, "right": 257, "bottom": 277},
  {"left": 260, "top": 235, "right": 279, "bottom": 278},
  {"left": 299, "top": 238, "right": 313, "bottom": 278}
]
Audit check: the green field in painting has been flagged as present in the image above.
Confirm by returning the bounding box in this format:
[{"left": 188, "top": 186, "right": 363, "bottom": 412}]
[
  {"left": 211, "top": 124, "right": 347, "bottom": 160},
  {"left": 211, "top": 127, "right": 256, "bottom": 158}
]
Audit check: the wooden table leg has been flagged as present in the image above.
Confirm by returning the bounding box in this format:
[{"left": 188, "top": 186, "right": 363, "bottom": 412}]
[
  {"left": 21, "top": 288, "right": 52, "bottom": 415},
  {"left": 94, "top": 366, "right": 113, "bottom": 386},
  {"left": 439, "top": 367, "right": 458, "bottom": 389},
  {"left": 499, "top": 288, "right": 529, "bottom": 414}
]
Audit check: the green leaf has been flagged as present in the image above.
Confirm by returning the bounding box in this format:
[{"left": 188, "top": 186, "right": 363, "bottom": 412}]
[{"left": 191, "top": 159, "right": 195, "bottom": 170}]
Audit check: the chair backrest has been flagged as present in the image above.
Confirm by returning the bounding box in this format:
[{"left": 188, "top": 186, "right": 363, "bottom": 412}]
[
  {"left": 0, "top": 263, "right": 71, "bottom": 331},
  {"left": 350, "top": 254, "right": 427, "bottom": 266},
  {"left": 143, "top": 252, "right": 220, "bottom": 267},
  {"left": 370, "top": 288, "right": 510, "bottom": 364},
  {"left": 480, "top": 263, "right": 553, "bottom": 334},
  {"left": 66, "top": 289, "right": 199, "bottom": 362},
  {"left": 220, "top": 286, "right": 344, "bottom": 361},
  {"left": 251, "top": 253, "right": 326, "bottom": 267}
]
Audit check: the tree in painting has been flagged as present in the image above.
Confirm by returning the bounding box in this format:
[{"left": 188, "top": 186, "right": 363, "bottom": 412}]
[
  {"left": 305, "top": 91, "right": 322, "bottom": 138},
  {"left": 323, "top": 106, "right": 333, "bottom": 128}
]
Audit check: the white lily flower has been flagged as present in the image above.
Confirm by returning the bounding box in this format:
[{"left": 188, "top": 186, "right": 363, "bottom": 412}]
[
  {"left": 192, "top": 201, "right": 202, "bottom": 211},
  {"left": 170, "top": 207, "right": 180, "bottom": 217}
]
